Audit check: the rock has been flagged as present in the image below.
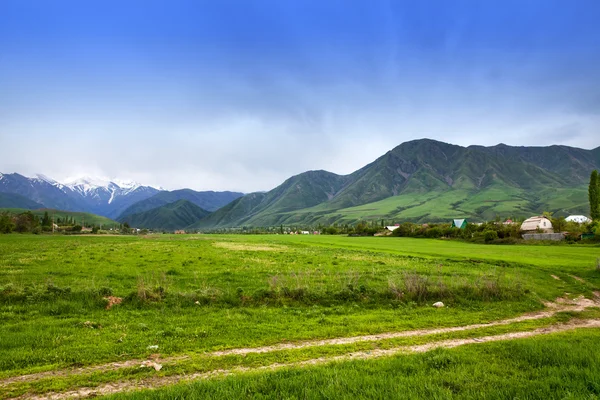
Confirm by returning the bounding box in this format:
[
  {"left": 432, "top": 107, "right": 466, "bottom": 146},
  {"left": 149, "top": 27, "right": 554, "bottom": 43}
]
[
  {"left": 433, "top": 301, "right": 444, "bottom": 308},
  {"left": 140, "top": 360, "right": 162, "bottom": 371}
]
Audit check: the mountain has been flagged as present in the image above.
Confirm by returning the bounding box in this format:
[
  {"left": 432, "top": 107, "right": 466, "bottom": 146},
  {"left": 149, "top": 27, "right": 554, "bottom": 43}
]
[
  {"left": 189, "top": 139, "right": 600, "bottom": 229},
  {"left": 0, "top": 193, "right": 44, "bottom": 209},
  {"left": 60, "top": 177, "right": 162, "bottom": 219},
  {"left": 117, "top": 189, "right": 244, "bottom": 220},
  {"left": 189, "top": 170, "right": 351, "bottom": 229},
  {"left": 120, "top": 200, "right": 210, "bottom": 230},
  {"left": 0, "top": 173, "right": 88, "bottom": 211},
  {"left": 0, "top": 173, "right": 160, "bottom": 218}
]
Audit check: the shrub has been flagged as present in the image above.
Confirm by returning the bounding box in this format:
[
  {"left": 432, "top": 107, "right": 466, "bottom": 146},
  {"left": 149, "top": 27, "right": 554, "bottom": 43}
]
[{"left": 484, "top": 230, "right": 499, "bottom": 242}]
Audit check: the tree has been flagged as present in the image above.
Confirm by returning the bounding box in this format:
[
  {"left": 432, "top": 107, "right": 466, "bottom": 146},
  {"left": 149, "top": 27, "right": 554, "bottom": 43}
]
[
  {"left": 590, "top": 170, "right": 600, "bottom": 221},
  {"left": 42, "top": 211, "right": 50, "bottom": 228},
  {"left": 552, "top": 216, "right": 566, "bottom": 233},
  {"left": 0, "top": 213, "right": 14, "bottom": 233}
]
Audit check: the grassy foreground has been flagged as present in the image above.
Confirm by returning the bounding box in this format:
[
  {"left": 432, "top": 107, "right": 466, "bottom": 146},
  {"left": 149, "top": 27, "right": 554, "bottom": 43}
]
[
  {"left": 106, "top": 329, "right": 600, "bottom": 400},
  {"left": 0, "top": 234, "right": 599, "bottom": 398}
]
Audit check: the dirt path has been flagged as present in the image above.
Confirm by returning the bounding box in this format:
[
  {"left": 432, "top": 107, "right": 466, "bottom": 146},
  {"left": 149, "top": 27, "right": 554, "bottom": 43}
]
[
  {"left": 2, "top": 295, "right": 597, "bottom": 389},
  {"left": 12, "top": 319, "right": 600, "bottom": 400},
  {"left": 569, "top": 274, "right": 586, "bottom": 284}
]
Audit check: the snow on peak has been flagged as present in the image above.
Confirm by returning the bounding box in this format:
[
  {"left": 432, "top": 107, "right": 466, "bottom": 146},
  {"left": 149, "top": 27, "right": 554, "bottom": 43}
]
[
  {"left": 112, "top": 179, "right": 141, "bottom": 190},
  {"left": 64, "top": 176, "right": 113, "bottom": 189},
  {"left": 62, "top": 176, "right": 158, "bottom": 191},
  {"left": 31, "top": 173, "right": 58, "bottom": 184}
]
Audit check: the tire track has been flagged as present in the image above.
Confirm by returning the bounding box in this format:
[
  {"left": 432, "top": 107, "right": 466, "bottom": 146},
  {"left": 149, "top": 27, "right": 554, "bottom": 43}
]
[
  {"left": 2, "top": 295, "right": 597, "bottom": 388},
  {"left": 12, "top": 319, "right": 600, "bottom": 400}
]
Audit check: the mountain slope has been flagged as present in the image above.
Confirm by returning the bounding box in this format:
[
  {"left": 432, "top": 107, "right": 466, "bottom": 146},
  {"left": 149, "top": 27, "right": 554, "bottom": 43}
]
[
  {"left": 0, "top": 173, "right": 88, "bottom": 211},
  {"left": 190, "top": 139, "right": 600, "bottom": 228},
  {"left": 189, "top": 170, "right": 350, "bottom": 229},
  {"left": 61, "top": 177, "right": 161, "bottom": 219},
  {"left": 120, "top": 200, "right": 211, "bottom": 230},
  {"left": 0, "top": 193, "right": 44, "bottom": 209},
  {"left": 0, "top": 173, "right": 160, "bottom": 218},
  {"left": 117, "top": 189, "right": 243, "bottom": 219}
]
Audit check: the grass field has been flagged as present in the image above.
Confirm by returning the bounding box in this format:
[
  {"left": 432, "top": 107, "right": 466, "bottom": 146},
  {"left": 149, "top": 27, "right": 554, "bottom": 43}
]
[{"left": 1, "top": 234, "right": 599, "bottom": 399}]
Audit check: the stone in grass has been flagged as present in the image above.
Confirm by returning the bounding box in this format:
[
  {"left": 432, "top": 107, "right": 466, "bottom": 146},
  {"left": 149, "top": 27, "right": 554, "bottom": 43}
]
[
  {"left": 432, "top": 301, "right": 444, "bottom": 308},
  {"left": 140, "top": 360, "right": 162, "bottom": 371}
]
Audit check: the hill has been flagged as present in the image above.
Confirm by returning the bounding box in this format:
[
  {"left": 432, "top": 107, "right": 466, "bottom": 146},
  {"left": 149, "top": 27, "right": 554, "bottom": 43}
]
[
  {"left": 189, "top": 170, "right": 351, "bottom": 229},
  {"left": 0, "top": 208, "right": 120, "bottom": 228},
  {"left": 120, "top": 200, "right": 210, "bottom": 231},
  {"left": 117, "top": 189, "right": 243, "bottom": 220},
  {"left": 0, "top": 193, "right": 44, "bottom": 209},
  {"left": 189, "top": 139, "right": 600, "bottom": 229}
]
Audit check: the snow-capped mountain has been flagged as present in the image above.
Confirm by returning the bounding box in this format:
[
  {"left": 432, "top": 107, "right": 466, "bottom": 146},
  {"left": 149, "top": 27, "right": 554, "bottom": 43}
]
[{"left": 0, "top": 173, "right": 162, "bottom": 218}]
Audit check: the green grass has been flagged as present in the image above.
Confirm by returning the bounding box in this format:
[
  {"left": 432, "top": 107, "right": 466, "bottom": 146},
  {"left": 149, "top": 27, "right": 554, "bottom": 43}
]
[
  {"left": 105, "top": 328, "right": 600, "bottom": 399},
  {"left": 5, "top": 310, "right": 597, "bottom": 399},
  {"left": 1, "top": 234, "right": 599, "bottom": 398}
]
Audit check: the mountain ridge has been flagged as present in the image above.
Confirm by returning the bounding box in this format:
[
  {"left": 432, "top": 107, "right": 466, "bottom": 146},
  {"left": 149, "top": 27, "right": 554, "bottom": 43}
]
[
  {"left": 117, "top": 189, "right": 244, "bottom": 219},
  {"left": 120, "top": 199, "right": 210, "bottom": 230},
  {"left": 2, "top": 139, "right": 599, "bottom": 229},
  {"left": 189, "top": 139, "right": 600, "bottom": 229}
]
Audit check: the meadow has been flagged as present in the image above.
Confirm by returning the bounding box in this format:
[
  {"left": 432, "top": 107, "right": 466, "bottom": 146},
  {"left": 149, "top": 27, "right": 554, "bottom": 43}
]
[{"left": 0, "top": 234, "right": 599, "bottom": 399}]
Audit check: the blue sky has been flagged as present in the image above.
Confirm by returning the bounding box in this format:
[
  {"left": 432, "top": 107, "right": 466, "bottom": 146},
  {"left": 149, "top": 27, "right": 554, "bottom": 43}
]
[{"left": 1, "top": 0, "right": 600, "bottom": 192}]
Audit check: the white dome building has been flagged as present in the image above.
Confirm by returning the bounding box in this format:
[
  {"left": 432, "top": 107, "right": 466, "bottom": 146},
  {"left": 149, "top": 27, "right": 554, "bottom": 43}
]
[
  {"left": 521, "top": 216, "right": 553, "bottom": 233},
  {"left": 565, "top": 215, "right": 591, "bottom": 224}
]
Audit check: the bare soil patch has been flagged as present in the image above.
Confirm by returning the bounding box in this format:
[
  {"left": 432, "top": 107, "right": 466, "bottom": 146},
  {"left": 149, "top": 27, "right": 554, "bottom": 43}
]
[
  {"left": 213, "top": 242, "right": 289, "bottom": 252},
  {"left": 568, "top": 275, "right": 586, "bottom": 284}
]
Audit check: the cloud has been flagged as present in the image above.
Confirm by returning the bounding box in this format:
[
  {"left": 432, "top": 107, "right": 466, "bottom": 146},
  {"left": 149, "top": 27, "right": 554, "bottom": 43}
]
[{"left": 1, "top": 0, "right": 600, "bottom": 192}]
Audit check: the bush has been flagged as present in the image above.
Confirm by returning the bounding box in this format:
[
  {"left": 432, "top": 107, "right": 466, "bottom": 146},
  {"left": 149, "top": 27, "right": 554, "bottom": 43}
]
[{"left": 484, "top": 230, "right": 499, "bottom": 242}]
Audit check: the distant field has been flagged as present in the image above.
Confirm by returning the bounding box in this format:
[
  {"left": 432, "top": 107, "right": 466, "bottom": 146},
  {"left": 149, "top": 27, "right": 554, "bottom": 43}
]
[
  {"left": 0, "top": 208, "right": 120, "bottom": 228},
  {"left": 1, "top": 234, "right": 599, "bottom": 399}
]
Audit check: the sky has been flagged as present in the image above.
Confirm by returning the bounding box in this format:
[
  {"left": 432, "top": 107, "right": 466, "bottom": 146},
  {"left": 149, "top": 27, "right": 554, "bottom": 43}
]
[{"left": 1, "top": 0, "right": 600, "bottom": 192}]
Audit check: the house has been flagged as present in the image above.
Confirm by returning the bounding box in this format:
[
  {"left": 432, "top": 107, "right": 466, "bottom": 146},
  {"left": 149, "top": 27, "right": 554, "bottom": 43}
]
[
  {"left": 520, "top": 216, "right": 553, "bottom": 233},
  {"left": 385, "top": 225, "right": 400, "bottom": 232},
  {"left": 503, "top": 219, "right": 514, "bottom": 225},
  {"left": 451, "top": 219, "right": 467, "bottom": 229},
  {"left": 174, "top": 230, "right": 186, "bottom": 234},
  {"left": 565, "top": 215, "right": 591, "bottom": 224}
]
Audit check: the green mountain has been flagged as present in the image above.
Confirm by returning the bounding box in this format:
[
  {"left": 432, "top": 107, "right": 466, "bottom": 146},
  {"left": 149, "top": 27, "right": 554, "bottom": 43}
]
[
  {"left": 0, "top": 208, "right": 119, "bottom": 228},
  {"left": 117, "top": 189, "right": 243, "bottom": 220},
  {"left": 190, "top": 170, "right": 350, "bottom": 229},
  {"left": 0, "top": 193, "right": 44, "bottom": 209},
  {"left": 120, "top": 200, "right": 210, "bottom": 230},
  {"left": 189, "top": 139, "right": 600, "bottom": 229}
]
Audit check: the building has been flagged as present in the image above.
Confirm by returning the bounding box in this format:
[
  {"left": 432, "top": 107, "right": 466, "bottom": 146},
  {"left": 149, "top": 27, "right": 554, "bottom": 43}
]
[
  {"left": 520, "top": 216, "right": 553, "bottom": 233},
  {"left": 385, "top": 225, "right": 400, "bottom": 232},
  {"left": 451, "top": 219, "right": 467, "bottom": 229},
  {"left": 565, "top": 215, "right": 591, "bottom": 224}
]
